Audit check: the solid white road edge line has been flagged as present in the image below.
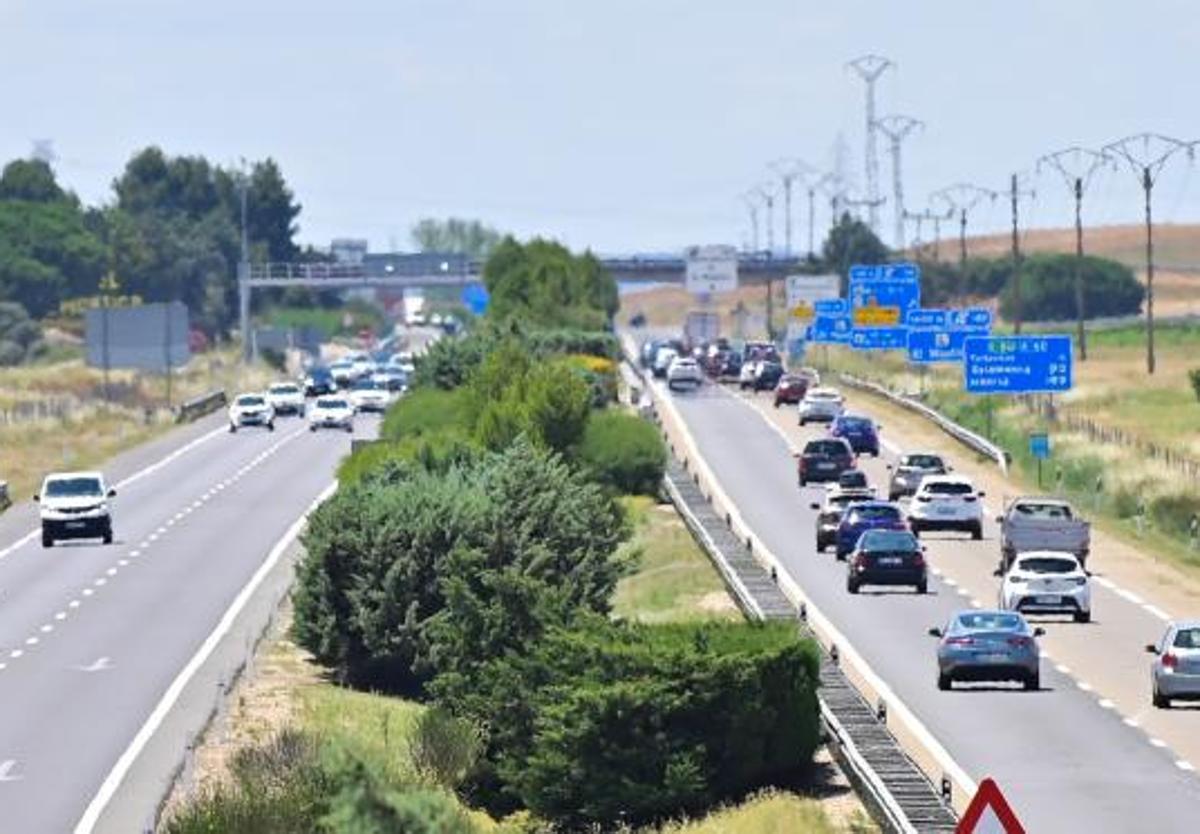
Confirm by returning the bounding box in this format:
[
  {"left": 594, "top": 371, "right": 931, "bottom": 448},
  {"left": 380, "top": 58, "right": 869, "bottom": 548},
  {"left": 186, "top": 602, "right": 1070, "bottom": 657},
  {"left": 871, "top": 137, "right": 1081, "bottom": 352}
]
[{"left": 71, "top": 479, "right": 337, "bottom": 834}]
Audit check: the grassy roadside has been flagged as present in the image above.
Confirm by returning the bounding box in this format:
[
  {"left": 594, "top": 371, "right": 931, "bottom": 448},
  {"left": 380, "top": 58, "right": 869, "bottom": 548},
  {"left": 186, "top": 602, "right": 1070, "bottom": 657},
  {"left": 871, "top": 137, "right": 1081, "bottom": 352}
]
[{"left": 0, "top": 346, "right": 276, "bottom": 503}]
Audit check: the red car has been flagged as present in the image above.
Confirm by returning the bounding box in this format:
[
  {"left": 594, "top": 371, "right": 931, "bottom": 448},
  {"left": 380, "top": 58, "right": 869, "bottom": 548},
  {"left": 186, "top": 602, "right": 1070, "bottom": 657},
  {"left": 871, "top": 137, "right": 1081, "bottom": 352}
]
[{"left": 774, "top": 374, "right": 810, "bottom": 407}]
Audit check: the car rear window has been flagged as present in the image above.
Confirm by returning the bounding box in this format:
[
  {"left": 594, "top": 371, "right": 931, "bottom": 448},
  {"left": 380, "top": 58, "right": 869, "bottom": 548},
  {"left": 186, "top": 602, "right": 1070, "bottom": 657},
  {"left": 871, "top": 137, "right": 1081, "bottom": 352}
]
[
  {"left": 925, "top": 481, "right": 973, "bottom": 495},
  {"left": 811, "top": 390, "right": 839, "bottom": 400},
  {"left": 1173, "top": 629, "right": 1200, "bottom": 649},
  {"left": 839, "top": 471, "right": 868, "bottom": 487},
  {"left": 270, "top": 384, "right": 299, "bottom": 394},
  {"left": 1014, "top": 502, "right": 1073, "bottom": 519},
  {"left": 318, "top": 399, "right": 348, "bottom": 409},
  {"left": 957, "top": 612, "right": 1023, "bottom": 631},
  {"left": 237, "top": 396, "right": 265, "bottom": 407},
  {"left": 1015, "top": 556, "right": 1078, "bottom": 574},
  {"left": 806, "top": 440, "right": 848, "bottom": 455},
  {"left": 860, "top": 530, "right": 918, "bottom": 551},
  {"left": 851, "top": 505, "right": 901, "bottom": 521},
  {"left": 902, "top": 454, "right": 943, "bottom": 469},
  {"left": 838, "top": 417, "right": 872, "bottom": 430}
]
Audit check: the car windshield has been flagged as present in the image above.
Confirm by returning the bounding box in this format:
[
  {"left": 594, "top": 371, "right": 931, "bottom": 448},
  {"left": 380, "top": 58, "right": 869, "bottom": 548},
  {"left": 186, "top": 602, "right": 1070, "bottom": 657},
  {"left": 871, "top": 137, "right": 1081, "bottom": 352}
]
[
  {"left": 851, "top": 505, "right": 901, "bottom": 522},
  {"left": 806, "top": 440, "right": 847, "bottom": 455},
  {"left": 956, "top": 612, "right": 1024, "bottom": 632},
  {"left": 925, "top": 481, "right": 973, "bottom": 495},
  {"left": 44, "top": 477, "right": 103, "bottom": 497},
  {"left": 902, "top": 454, "right": 943, "bottom": 469},
  {"left": 270, "top": 384, "right": 299, "bottom": 395},
  {"left": 860, "top": 530, "right": 918, "bottom": 552},
  {"left": 810, "top": 390, "right": 839, "bottom": 400},
  {"left": 318, "top": 399, "right": 348, "bottom": 410},
  {"left": 236, "top": 396, "right": 265, "bottom": 407},
  {"left": 1016, "top": 556, "right": 1078, "bottom": 574},
  {"left": 353, "top": 380, "right": 381, "bottom": 390},
  {"left": 1173, "top": 628, "right": 1200, "bottom": 649},
  {"left": 838, "top": 417, "right": 872, "bottom": 430},
  {"left": 830, "top": 494, "right": 867, "bottom": 508},
  {"left": 839, "top": 472, "right": 868, "bottom": 487},
  {"left": 1014, "top": 502, "right": 1073, "bottom": 520}
]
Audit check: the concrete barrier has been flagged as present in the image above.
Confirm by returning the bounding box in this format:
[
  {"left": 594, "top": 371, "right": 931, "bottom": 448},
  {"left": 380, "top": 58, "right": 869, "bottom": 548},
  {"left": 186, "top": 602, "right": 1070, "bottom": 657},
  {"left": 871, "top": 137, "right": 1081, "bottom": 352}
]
[{"left": 175, "top": 391, "right": 227, "bottom": 424}]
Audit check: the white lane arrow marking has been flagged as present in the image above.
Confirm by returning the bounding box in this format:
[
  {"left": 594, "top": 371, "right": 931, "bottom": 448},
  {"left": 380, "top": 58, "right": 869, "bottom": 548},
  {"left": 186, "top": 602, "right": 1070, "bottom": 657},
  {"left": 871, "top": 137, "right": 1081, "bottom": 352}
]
[
  {"left": 0, "top": 760, "right": 22, "bottom": 782},
  {"left": 76, "top": 657, "right": 112, "bottom": 673}
]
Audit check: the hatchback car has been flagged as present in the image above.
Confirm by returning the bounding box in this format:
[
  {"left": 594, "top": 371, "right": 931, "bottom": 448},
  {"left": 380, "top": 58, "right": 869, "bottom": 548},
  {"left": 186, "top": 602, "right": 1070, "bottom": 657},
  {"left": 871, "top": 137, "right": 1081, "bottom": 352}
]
[
  {"left": 349, "top": 378, "right": 391, "bottom": 413},
  {"left": 887, "top": 452, "right": 949, "bottom": 501},
  {"left": 267, "top": 382, "right": 306, "bottom": 417},
  {"left": 998, "top": 551, "right": 1091, "bottom": 622},
  {"left": 1147, "top": 621, "right": 1200, "bottom": 708},
  {"left": 847, "top": 529, "right": 927, "bottom": 594},
  {"left": 835, "top": 501, "right": 907, "bottom": 559},
  {"left": 796, "top": 437, "right": 856, "bottom": 486},
  {"left": 811, "top": 488, "right": 875, "bottom": 552},
  {"left": 930, "top": 610, "right": 1044, "bottom": 691},
  {"left": 667, "top": 356, "right": 704, "bottom": 390},
  {"left": 908, "top": 475, "right": 984, "bottom": 539},
  {"left": 309, "top": 396, "right": 355, "bottom": 432},
  {"left": 774, "top": 374, "right": 809, "bottom": 407},
  {"left": 798, "top": 388, "right": 845, "bottom": 425},
  {"left": 830, "top": 414, "right": 881, "bottom": 456},
  {"left": 836, "top": 469, "right": 872, "bottom": 492}
]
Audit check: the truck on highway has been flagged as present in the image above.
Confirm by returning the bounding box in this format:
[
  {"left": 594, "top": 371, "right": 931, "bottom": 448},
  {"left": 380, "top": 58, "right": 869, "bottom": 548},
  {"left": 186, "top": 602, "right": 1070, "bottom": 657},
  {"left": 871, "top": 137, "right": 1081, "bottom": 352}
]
[
  {"left": 998, "top": 496, "right": 1091, "bottom": 571},
  {"left": 684, "top": 311, "right": 720, "bottom": 349}
]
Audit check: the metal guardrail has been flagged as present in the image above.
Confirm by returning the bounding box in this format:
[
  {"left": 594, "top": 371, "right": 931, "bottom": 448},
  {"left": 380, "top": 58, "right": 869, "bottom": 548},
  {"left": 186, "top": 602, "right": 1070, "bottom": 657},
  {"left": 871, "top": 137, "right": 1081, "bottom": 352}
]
[
  {"left": 176, "top": 390, "right": 227, "bottom": 424},
  {"left": 837, "top": 373, "right": 1009, "bottom": 476}
]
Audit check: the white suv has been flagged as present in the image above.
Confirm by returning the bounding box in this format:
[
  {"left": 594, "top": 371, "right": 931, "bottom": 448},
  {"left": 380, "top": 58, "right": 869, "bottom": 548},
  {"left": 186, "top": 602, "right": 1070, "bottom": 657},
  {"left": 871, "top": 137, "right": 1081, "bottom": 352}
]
[
  {"left": 228, "top": 393, "right": 276, "bottom": 433},
  {"left": 37, "top": 471, "right": 116, "bottom": 547},
  {"left": 908, "top": 475, "right": 984, "bottom": 539},
  {"left": 999, "top": 551, "right": 1091, "bottom": 623}
]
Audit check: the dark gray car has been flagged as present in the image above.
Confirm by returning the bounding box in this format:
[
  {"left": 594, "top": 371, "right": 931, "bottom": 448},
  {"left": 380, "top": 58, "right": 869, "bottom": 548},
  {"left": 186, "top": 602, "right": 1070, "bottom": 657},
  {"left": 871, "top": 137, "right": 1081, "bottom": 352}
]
[{"left": 929, "top": 609, "right": 1044, "bottom": 691}]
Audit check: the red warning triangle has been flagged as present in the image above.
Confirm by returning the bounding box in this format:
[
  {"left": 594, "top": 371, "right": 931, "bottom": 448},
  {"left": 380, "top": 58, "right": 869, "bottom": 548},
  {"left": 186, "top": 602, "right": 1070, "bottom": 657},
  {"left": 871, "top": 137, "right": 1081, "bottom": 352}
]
[{"left": 956, "top": 778, "right": 1025, "bottom": 834}]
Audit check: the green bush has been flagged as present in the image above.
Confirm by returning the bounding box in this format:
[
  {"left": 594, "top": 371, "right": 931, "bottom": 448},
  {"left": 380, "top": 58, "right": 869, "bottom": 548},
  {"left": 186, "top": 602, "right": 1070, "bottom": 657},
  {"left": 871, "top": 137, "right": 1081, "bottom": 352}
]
[
  {"left": 1189, "top": 368, "right": 1200, "bottom": 403},
  {"left": 323, "top": 757, "right": 478, "bottom": 834},
  {"left": 1150, "top": 493, "right": 1200, "bottom": 539},
  {"left": 407, "top": 707, "right": 483, "bottom": 790},
  {"left": 337, "top": 432, "right": 481, "bottom": 486},
  {"left": 522, "top": 362, "right": 592, "bottom": 455},
  {"left": 450, "top": 620, "right": 821, "bottom": 829},
  {"left": 577, "top": 411, "right": 666, "bottom": 495},
  {"left": 381, "top": 387, "right": 473, "bottom": 441},
  {"left": 999, "top": 253, "right": 1143, "bottom": 321}
]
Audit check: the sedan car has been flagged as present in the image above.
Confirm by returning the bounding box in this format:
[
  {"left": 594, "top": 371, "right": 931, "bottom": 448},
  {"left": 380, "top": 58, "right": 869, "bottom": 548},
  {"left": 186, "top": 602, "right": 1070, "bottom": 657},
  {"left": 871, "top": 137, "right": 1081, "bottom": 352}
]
[
  {"left": 774, "top": 374, "right": 810, "bottom": 407},
  {"left": 266, "top": 382, "right": 306, "bottom": 417},
  {"left": 228, "top": 393, "right": 275, "bottom": 433},
  {"left": 796, "top": 437, "right": 856, "bottom": 486},
  {"left": 998, "top": 551, "right": 1091, "bottom": 622},
  {"left": 930, "top": 610, "right": 1044, "bottom": 691},
  {"left": 834, "top": 501, "right": 908, "bottom": 559},
  {"left": 886, "top": 452, "right": 949, "bottom": 501},
  {"left": 798, "top": 388, "right": 845, "bottom": 425},
  {"left": 847, "top": 529, "right": 927, "bottom": 594},
  {"left": 1147, "top": 621, "right": 1200, "bottom": 708},
  {"left": 309, "top": 396, "right": 355, "bottom": 432},
  {"left": 908, "top": 475, "right": 984, "bottom": 539},
  {"left": 830, "top": 414, "right": 880, "bottom": 457},
  {"left": 667, "top": 356, "right": 704, "bottom": 391},
  {"left": 811, "top": 487, "right": 875, "bottom": 552},
  {"left": 348, "top": 378, "right": 392, "bottom": 413}
]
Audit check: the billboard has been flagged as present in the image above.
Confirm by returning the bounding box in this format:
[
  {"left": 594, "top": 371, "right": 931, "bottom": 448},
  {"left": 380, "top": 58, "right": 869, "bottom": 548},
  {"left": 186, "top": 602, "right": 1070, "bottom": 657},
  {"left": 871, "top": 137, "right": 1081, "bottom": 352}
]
[
  {"left": 785, "top": 273, "right": 840, "bottom": 323},
  {"left": 684, "top": 244, "right": 739, "bottom": 294},
  {"left": 85, "top": 302, "right": 191, "bottom": 372}
]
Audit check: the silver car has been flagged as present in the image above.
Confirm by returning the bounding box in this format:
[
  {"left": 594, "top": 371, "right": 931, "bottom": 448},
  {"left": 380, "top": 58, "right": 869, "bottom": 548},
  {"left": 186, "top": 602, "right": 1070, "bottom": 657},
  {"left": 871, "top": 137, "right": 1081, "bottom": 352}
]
[
  {"left": 1147, "top": 620, "right": 1200, "bottom": 708},
  {"left": 929, "top": 610, "right": 1044, "bottom": 691}
]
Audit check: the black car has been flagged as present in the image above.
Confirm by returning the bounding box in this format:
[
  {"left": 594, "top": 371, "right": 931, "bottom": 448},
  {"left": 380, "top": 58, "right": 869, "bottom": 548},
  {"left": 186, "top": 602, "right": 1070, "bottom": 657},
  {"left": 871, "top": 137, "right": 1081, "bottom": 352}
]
[
  {"left": 837, "top": 470, "right": 870, "bottom": 491},
  {"left": 753, "top": 360, "right": 785, "bottom": 391},
  {"left": 304, "top": 367, "right": 336, "bottom": 397},
  {"left": 796, "top": 437, "right": 856, "bottom": 486},
  {"left": 847, "top": 529, "right": 927, "bottom": 594}
]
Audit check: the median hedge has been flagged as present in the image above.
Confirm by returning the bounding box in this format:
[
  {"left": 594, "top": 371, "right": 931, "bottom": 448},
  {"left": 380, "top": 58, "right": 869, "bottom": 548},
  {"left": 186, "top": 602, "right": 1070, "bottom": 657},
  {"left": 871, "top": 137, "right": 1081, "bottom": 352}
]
[{"left": 577, "top": 410, "right": 667, "bottom": 495}]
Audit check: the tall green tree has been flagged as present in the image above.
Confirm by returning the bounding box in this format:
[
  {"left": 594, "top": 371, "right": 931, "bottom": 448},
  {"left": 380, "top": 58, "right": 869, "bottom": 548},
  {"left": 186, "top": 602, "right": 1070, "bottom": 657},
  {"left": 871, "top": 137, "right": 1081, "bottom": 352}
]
[
  {"left": 483, "top": 237, "right": 618, "bottom": 329},
  {"left": 0, "top": 159, "right": 67, "bottom": 203},
  {"left": 821, "top": 212, "right": 890, "bottom": 289}
]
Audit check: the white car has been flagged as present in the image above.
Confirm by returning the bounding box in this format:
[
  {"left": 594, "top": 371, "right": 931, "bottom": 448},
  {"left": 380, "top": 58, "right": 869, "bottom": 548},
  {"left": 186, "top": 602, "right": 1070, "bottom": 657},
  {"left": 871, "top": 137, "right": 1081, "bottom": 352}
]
[
  {"left": 908, "top": 475, "right": 985, "bottom": 539},
  {"left": 36, "top": 471, "right": 115, "bottom": 547},
  {"left": 348, "top": 379, "right": 391, "bottom": 413},
  {"left": 998, "top": 551, "right": 1091, "bottom": 623},
  {"left": 798, "top": 388, "right": 845, "bottom": 425},
  {"left": 667, "top": 357, "right": 703, "bottom": 390},
  {"left": 330, "top": 360, "right": 356, "bottom": 388},
  {"left": 737, "top": 360, "right": 761, "bottom": 390},
  {"left": 266, "top": 382, "right": 306, "bottom": 417},
  {"left": 652, "top": 346, "right": 678, "bottom": 379},
  {"left": 228, "top": 393, "right": 275, "bottom": 433},
  {"left": 372, "top": 369, "right": 408, "bottom": 393},
  {"left": 309, "top": 396, "right": 355, "bottom": 432}
]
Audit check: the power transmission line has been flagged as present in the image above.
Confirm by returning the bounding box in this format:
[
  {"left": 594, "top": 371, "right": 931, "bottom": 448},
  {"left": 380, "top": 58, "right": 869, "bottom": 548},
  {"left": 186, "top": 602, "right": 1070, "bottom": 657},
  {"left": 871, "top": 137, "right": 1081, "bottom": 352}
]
[
  {"left": 874, "top": 114, "right": 923, "bottom": 250},
  {"left": 1037, "top": 147, "right": 1109, "bottom": 359},
  {"left": 740, "top": 192, "right": 761, "bottom": 254},
  {"left": 903, "top": 206, "right": 952, "bottom": 260},
  {"left": 932, "top": 183, "right": 999, "bottom": 306},
  {"left": 1101, "top": 133, "right": 1195, "bottom": 375},
  {"left": 754, "top": 181, "right": 780, "bottom": 257},
  {"left": 770, "top": 158, "right": 815, "bottom": 258},
  {"left": 1006, "top": 172, "right": 1037, "bottom": 333},
  {"left": 846, "top": 54, "right": 894, "bottom": 235}
]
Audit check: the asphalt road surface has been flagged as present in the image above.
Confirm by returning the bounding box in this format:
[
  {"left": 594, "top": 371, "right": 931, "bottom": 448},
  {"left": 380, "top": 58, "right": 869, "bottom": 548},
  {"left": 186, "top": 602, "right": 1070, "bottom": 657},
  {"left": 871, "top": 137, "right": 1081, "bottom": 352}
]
[{"left": 662, "top": 380, "right": 1200, "bottom": 833}]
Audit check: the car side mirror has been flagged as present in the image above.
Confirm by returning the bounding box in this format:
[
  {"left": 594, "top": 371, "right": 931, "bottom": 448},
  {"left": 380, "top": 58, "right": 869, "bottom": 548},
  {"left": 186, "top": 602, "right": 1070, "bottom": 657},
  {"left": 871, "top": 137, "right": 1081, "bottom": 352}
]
[
  {"left": 809, "top": 503, "right": 820, "bottom": 511},
  {"left": 947, "top": 465, "right": 954, "bottom": 472},
  {"left": 1145, "top": 643, "right": 1159, "bottom": 654},
  {"left": 1033, "top": 627, "right": 1046, "bottom": 637},
  {"left": 995, "top": 516, "right": 1004, "bottom": 524},
  {"left": 927, "top": 627, "right": 942, "bottom": 638},
  {"left": 108, "top": 488, "right": 117, "bottom": 498},
  {"left": 886, "top": 464, "right": 894, "bottom": 471},
  {"left": 992, "top": 568, "right": 1003, "bottom": 577},
  {"left": 977, "top": 491, "right": 986, "bottom": 498},
  {"left": 792, "top": 452, "right": 801, "bottom": 458},
  {"left": 32, "top": 494, "right": 39, "bottom": 502}
]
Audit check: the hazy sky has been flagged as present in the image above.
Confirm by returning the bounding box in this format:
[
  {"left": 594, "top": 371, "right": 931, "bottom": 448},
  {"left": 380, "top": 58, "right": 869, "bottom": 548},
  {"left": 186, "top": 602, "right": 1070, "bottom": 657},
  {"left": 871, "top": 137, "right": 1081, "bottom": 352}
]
[{"left": 5, "top": 0, "right": 1200, "bottom": 254}]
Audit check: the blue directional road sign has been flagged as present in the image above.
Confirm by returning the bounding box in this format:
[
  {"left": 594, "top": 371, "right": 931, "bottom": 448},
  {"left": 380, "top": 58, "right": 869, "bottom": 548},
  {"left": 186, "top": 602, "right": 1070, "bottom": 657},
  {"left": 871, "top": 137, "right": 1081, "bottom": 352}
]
[
  {"left": 963, "top": 307, "right": 992, "bottom": 330},
  {"left": 906, "top": 308, "right": 948, "bottom": 329},
  {"left": 814, "top": 298, "right": 848, "bottom": 316},
  {"left": 851, "top": 327, "right": 908, "bottom": 351},
  {"left": 908, "top": 329, "right": 970, "bottom": 363},
  {"left": 848, "top": 262, "right": 921, "bottom": 327},
  {"left": 1029, "top": 432, "right": 1051, "bottom": 460},
  {"left": 964, "top": 335, "right": 1073, "bottom": 394},
  {"left": 809, "top": 315, "right": 852, "bottom": 344}
]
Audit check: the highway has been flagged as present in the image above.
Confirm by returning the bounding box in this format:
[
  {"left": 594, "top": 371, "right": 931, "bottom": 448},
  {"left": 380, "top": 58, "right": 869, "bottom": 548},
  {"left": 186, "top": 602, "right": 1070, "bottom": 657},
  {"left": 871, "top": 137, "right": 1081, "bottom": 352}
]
[
  {"left": 656, "top": 377, "right": 1200, "bottom": 832},
  {"left": 0, "top": 407, "right": 378, "bottom": 832}
]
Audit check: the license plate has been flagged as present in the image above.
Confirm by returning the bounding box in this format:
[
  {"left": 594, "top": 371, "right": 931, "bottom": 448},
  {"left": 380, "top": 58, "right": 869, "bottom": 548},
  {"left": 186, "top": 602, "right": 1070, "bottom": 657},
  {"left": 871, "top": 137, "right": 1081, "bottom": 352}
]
[
  {"left": 65, "top": 521, "right": 86, "bottom": 529},
  {"left": 817, "top": 462, "right": 834, "bottom": 470},
  {"left": 1036, "top": 595, "right": 1061, "bottom": 605},
  {"left": 978, "top": 653, "right": 1008, "bottom": 663},
  {"left": 878, "top": 557, "right": 902, "bottom": 566},
  {"left": 935, "top": 506, "right": 956, "bottom": 516}
]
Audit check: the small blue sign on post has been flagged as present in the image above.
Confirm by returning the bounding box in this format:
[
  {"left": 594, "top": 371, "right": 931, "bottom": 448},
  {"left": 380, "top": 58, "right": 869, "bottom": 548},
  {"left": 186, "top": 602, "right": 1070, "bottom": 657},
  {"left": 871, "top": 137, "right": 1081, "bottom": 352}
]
[
  {"left": 461, "top": 283, "right": 490, "bottom": 315},
  {"left": 908, "top": 329, "right": 969, "bottom": 363},
  {"left": 964, "top": 335, "right": 1073, "bottom": 394},
  {"left": 963, "top": 308, "right": 992, "bottom": 330},
  {"left": 814, "top": 298, "right": 848, "bottom": 316},
  {"left": 809, "top": 315, "right": 853, "bottom": 344},
  {"left": 851, "top": 327, "right": 908, "bottom": 351},
  {"left": 1029, "top": 432, "right": 1050, "bottom": 460},
  {"left": 906, "top": 309, "right": 948, "bottom": 329}
]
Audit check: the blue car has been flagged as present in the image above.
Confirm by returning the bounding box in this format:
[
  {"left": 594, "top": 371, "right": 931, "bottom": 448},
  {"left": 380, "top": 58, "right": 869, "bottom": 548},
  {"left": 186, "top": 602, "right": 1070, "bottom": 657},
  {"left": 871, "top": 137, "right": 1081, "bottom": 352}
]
[
  {"left": 831, "top": 414, "right": 881, "bottom": 457},
  {"left": 930, "top": 610, "right": 1045, "bottom": 691},
  {"left": 835, "top": 501, "right": 907, "bottom": 560}
]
